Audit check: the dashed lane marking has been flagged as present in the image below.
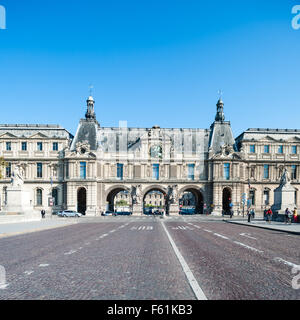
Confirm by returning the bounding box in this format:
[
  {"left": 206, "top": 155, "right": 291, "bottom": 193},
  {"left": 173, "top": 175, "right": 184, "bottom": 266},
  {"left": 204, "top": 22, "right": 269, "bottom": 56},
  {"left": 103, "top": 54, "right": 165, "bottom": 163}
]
[
  {"left": 213, "top": 233, "right": 229, "bottom": 240},
  {"left": 39, "top": 264, "right": 50, "bottom": 268},
  {"left": 64, "top": 250, "right": 77, "bottom": 255},
  {"left": 24, "top": 271, "right": 34, "bottom": 275},
  {"left": 233, "top": 241, "right": 263, "bottom": 253},
  {"left": 203, "top": 229, "right": 212, "bottom": 233},
  {"left": 161, "top": 220, "right": 207, "bottom": 300}
]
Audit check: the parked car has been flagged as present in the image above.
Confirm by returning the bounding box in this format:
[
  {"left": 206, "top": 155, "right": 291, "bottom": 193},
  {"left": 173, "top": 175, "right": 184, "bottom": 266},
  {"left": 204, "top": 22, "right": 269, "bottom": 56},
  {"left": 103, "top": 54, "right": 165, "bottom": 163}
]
[
  {"left": 114, "top": 211, "right": 132, "bottom": 216},
  {"left": 179, "top": 208, "right": 196, "bottom": 215},
  {"left": 101, "top": 210, "right": 116, "bottom": 216},
  {"left": 57, "top": 210, "right": 82, "bottom": 217}
]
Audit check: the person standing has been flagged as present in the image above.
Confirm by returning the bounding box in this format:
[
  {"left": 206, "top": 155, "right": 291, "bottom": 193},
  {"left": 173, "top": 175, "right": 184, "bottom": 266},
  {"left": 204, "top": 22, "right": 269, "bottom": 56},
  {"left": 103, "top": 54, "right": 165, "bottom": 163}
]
[
  {"left": 266, "top": 207, "right": 272, "bottom": 223},
  {"left": 41, "top": 209, "right": 46, "bottom": 219}
]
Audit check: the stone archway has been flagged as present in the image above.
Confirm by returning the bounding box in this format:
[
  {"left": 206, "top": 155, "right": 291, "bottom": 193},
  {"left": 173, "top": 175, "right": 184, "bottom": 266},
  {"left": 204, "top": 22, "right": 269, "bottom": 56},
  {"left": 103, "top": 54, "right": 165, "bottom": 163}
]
[
  {"left": 106, "top": 186, "right": 132, "bottom": 212},
  {"left": 142, "top": 185, "right": 168, "bottom": 215},
  {"left": 178, "top": 186, "right": 204, "bottom": 214},
  {"left": 222, "top": 187, "right": 232, "bottom": 215},
  {"left": 77, "top": 187, "right": 87, "bottom": 215}
]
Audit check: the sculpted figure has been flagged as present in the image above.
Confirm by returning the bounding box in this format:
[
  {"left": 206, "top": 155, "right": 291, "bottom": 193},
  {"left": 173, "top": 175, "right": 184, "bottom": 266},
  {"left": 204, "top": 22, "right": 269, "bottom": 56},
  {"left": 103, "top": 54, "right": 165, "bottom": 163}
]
[{"left": 11, "top": 166, "right": 24, "bottom": 187}]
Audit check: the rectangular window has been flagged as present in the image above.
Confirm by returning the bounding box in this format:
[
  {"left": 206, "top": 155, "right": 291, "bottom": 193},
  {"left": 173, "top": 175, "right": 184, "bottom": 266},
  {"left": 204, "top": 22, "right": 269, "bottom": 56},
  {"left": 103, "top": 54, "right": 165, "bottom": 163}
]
[
  {"left": 278, "top": 145, "right": 283, "bottom": 154},
  {"left": 152, "top": 164, "right": 159, "bottom": 180},
  {"left": 6, "top": 162, "right": 11, "bottom": 178},
  {"left": 291, "top": 165, "right": 297, "bottom": 180},
  {"left": 263, "top": 165, "right": 269, "bottom": 179},
  {"left": 37, "top": 163, "right": 43, "bottom": 178},
  {"left": 53, "top": 142, "right": 58, "bottom": 151},
  {"left": 264, "top": 145, "right": 270, "bottom": 153},
  {"left": 37, "top": 142, "right": 43, "bottom": 151},
  {"left": 224, "top": 163, "right": 230, "bottom": 180},
  {"left": 250, "top": 145, "right": 255, "bottom": 153},
  {"left": 292, "top": 145, "right": 297, "bottom": 154},
  {"left": 21, "top": 142, "right": 27, "bottom": 151},
  {"left": 80, "top": 162, "right": 86, "bottom": 179},
  {"left": 188, "top": 164, "right": 195, "bottom": 180},
  {"left": 117, "top": 163, "right": 123, "bottom": 180},
  {"left": 6, "top": 142, "right": 11, "bottom": 151}
]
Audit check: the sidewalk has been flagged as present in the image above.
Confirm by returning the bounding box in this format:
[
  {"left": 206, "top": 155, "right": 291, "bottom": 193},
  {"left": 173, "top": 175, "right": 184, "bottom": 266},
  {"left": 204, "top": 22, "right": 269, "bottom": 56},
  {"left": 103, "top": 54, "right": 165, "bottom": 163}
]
[
  {"left": 0, "top": 217, "right": 79, "bottom": 239},
  {"left": 225, "top": 218, "right": 300, "bottom": 235}
]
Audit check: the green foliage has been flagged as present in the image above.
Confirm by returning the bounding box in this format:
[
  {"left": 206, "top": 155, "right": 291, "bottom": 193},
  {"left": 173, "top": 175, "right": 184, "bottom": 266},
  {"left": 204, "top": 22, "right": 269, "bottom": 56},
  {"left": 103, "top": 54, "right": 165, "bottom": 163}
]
[{"left": 115, "top": 200, "right": 129, "bottom": 206}]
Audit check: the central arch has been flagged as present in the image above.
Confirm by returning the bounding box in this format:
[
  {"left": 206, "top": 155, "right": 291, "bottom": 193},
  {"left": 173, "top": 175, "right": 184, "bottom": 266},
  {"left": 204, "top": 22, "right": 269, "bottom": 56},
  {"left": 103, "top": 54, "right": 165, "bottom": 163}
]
[
  {"left": 178, "top": 186, "right": 204, "bottom": 214},
  {"left": 142, "top": 186, "right": 168, "bottom": 215}
]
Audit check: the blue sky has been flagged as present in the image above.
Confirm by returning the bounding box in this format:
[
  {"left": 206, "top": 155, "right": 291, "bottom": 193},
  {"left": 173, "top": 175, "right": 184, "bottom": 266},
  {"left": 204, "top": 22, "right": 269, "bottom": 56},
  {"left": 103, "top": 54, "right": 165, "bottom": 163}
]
[{"left": 0, "top": 0, "right": 299, "bottom": 137}]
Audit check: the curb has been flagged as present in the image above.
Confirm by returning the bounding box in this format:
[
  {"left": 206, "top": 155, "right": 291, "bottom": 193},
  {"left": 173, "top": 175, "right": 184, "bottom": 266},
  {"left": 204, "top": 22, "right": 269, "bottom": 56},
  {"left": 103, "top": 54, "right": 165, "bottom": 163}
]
[{"left": 225, "top": 220, "right": 300, "bottom": 235}]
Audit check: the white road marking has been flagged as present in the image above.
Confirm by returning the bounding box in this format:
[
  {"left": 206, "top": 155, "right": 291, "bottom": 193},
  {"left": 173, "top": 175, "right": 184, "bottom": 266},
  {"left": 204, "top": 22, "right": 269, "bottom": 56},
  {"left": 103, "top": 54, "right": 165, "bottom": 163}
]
[
  {"left": 0, "top": 283, "right": 9, "bottom": 289},
  {"left": 110, "top": 229, "right": 116, "bottom": 233},
  {"left": 214, "top": 233, "right": 229, "bottom": 240},
  {"left": 85, "top": 242, "right": 90, "bottom": 245},
  {"left": 39, "top": 264, "right": 49, "bottom": 268},
  {"left": 64, "top": 250, "right": 77, "bottom": 255},
  {"left": 240, "top": 233, "right": 257, "bottom": 240},
  {"left": 274, "top": 257, "right": 300, "bottom": 269},
  {"left": 233, "top": 241, "right": 263, "bottom": 253},
  {"left": 161, "top": 220, "right": 208, "bottom": 300},
  {"left": 203, "top": 229, "right": 212, "bottom": 233},
  {"left": 24, "top": 270, "right": 34, "bottom": 275},
  {"left": 102, "top": 233, "right": 108, "bottom": 237}
]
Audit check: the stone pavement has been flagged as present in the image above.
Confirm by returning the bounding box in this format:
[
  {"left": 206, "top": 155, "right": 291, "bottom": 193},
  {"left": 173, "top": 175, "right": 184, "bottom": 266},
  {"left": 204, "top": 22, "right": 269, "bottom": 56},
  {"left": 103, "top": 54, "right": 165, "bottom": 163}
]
[
  {"left": 0, "top": 217, "right": 79, "bottom": 239},
  {"left": 225, "top": 218, "right": 300, "bottom": 235}
]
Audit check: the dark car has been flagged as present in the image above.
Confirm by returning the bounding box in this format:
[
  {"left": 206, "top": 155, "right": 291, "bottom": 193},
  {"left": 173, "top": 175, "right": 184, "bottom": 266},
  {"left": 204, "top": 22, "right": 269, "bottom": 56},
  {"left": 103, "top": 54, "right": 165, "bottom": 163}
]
[
  {"left": 114, "top": 211, "right": 132, "bottom": 216},
  {"left": 179, "top": 208, "right": 196, "bottom": 215}
]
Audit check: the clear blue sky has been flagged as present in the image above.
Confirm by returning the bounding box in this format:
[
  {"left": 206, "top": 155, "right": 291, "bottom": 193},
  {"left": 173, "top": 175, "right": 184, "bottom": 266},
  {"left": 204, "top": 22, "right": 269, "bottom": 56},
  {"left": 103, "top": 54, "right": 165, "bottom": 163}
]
[{"left": 0, "top": 0, "right": 299, "bottom": 137}]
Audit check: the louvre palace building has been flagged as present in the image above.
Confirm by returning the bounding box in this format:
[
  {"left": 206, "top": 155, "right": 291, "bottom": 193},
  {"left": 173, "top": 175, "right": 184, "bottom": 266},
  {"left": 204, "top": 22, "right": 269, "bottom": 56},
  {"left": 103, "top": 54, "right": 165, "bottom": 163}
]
[{"left": 0, "top": 95, "right": 299, "bottom": 217}]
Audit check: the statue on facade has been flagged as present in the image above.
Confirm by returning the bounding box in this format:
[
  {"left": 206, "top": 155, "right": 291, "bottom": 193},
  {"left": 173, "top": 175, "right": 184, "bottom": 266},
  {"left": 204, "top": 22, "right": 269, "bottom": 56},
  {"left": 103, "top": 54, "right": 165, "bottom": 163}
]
[
  {"left": 280, "top": 168, "right": 291, "bottom": 186},
  {"left": 11, "top": 165, "right": 24, "bottom": 187},
  {"left": 131, "top": 185, "right": 142, "bottom": 204}
]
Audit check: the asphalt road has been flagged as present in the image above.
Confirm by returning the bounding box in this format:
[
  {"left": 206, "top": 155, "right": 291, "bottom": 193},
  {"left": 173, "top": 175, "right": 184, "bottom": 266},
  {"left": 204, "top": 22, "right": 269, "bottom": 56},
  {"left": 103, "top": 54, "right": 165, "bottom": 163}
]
[{"left": 0, "top": 216, "right": 299, "bottom": 300}]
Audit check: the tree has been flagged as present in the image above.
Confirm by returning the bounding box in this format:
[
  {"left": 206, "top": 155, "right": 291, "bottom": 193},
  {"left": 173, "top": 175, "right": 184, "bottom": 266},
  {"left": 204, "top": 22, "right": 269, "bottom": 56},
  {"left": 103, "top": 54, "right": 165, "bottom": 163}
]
[{"left": 0, "top": 157, "right": 7, "bottom": 179}]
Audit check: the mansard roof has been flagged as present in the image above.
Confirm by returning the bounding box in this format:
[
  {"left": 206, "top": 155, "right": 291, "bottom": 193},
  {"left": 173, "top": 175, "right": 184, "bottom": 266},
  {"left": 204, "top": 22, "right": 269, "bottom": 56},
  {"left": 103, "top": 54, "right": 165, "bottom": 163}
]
[
  {"left": 0, "top": 124, "right": 73, "bottom": 139},
  {"left": 236, "top": 128, "right": 300, "bottom": 143}
]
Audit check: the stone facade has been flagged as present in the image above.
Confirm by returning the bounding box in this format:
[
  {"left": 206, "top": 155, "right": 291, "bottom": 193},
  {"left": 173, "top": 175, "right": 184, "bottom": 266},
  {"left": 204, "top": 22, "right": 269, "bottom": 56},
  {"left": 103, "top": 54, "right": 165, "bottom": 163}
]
[{"left": 1, "top": 97, "right": 300, "bottom": 217}]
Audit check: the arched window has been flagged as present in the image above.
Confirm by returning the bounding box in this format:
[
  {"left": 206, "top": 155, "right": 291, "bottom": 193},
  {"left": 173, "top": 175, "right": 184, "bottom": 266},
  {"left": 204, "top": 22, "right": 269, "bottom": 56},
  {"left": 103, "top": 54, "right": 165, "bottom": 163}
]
[{"left": 36, "top": 189, "right": 43, "bottom": 206}]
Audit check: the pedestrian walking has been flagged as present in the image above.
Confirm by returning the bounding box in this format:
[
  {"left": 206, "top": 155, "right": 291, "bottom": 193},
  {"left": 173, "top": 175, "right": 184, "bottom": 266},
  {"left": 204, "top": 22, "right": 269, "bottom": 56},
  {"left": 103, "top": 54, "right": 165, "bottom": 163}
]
[
  {"left": 41, "top": 209, "right": 46, "bottom": 219},
  {"left": 285, "top": 208, "right": 292, "bottom": 224},
  {"left": 266, "top": 207, "right": 272, "bottom": 223},
  {"left": 250, "top": 208, "right": 255, "bottom": 219},
  {"left": 247, "top": 209, "right": 251, "bottom": 223},
  {"left": 293, "top": 207, "right": 298, "bottom": 223}
]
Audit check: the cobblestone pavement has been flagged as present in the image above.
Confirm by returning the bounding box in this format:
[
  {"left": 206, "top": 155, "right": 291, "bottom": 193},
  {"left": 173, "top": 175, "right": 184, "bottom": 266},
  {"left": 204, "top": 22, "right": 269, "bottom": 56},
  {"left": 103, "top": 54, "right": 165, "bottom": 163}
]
[
  {"left": 0, "top": 216, "right": 299, "bottom": 300},
  {"left": 165, "top": 220, "right": 300, "bottom": 300},
  {"left": 0, "top": 219, "right": 195, "bottom": 300}
]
